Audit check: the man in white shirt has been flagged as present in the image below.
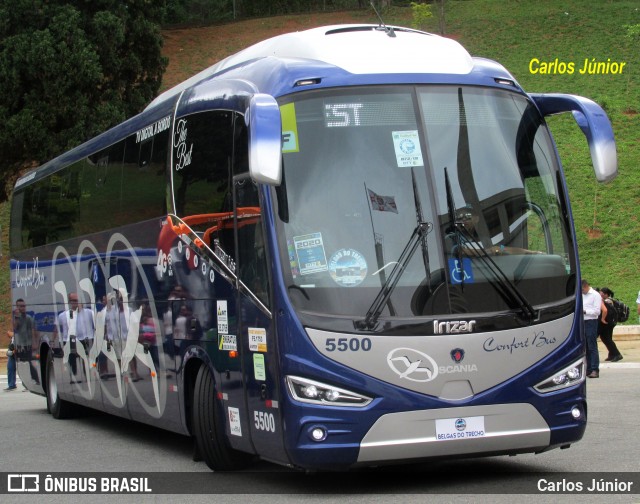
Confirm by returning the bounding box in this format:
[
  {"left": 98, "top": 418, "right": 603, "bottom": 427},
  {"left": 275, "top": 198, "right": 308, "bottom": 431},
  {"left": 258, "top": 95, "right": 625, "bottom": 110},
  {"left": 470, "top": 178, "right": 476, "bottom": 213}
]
[
  {"left": 581, "top": 279, "right": 601, "bottom": 378},
  {"left": 636, "top": 290, "right": 640, "bottom": 323},
  {"left": 57, "top": 292, "right": 95, "bottom": 379}
]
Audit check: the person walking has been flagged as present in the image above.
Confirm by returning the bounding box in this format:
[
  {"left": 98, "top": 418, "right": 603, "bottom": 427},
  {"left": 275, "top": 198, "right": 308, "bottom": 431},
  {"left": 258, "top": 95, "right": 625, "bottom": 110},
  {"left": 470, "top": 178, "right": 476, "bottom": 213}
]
[
  {"left": 13, "top": 298, "right": 39, "bottom": 385},
  {"left": 600, "top": 287, "right": 623, "bottom": 362},
  {"left": 4, "top": 331, "right": 16, "bottom": 391},
  {"left": 582, "top": 279, "right": 601, "bottom": 378}
]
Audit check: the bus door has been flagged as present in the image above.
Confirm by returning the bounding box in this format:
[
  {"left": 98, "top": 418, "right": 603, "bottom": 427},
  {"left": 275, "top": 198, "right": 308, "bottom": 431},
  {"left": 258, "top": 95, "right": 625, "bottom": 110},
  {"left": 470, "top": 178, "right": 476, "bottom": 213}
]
[{"left": 234, "top": 176, "right": 287, "bottom": 463}]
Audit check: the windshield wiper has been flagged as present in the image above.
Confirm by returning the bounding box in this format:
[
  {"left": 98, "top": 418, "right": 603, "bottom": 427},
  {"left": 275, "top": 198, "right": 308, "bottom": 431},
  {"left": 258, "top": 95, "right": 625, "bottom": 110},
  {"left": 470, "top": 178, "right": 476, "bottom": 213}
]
[
  {"left": 443, "top": 169, "right": 536, "bottom": 321},
  {"left": 444, "top": 167, "right": 465, "bottom": 289},
  {"left": 355, "top": 221, "right": 433, "bottom": 331}
]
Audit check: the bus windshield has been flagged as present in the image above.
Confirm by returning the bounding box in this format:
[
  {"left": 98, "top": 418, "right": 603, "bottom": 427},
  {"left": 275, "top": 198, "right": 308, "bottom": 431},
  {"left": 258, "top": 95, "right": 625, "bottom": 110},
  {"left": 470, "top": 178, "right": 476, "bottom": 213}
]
[{"left": 275, "top": 85, "right": 576, "bottom": 327}]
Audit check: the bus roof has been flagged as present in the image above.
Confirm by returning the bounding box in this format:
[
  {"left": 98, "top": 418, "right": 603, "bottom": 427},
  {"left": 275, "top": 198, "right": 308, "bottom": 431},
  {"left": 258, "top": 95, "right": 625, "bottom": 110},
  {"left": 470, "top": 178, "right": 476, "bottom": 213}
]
[
  {"left": 14, "top": 25, "right": 520, "bottom": 190},
  {"left": 145, "top": 24, "right": 475, "bottom": 110}
]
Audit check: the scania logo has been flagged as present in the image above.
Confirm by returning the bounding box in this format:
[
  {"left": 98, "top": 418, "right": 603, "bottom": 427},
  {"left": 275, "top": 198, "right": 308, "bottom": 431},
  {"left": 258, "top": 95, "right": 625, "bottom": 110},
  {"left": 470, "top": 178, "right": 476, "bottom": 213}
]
[
  {"left": 450, "top": 348, "right": 465, "bottom": 363},
  {"left": 387, "top": 348, "right": 438, "bottom": 382}
]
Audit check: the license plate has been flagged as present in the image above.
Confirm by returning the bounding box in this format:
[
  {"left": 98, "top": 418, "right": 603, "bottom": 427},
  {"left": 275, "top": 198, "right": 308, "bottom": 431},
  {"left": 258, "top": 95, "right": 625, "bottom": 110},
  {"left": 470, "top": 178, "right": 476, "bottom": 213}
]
[{"left": 435, "top": 415, "right": 486, "bottom": 441}]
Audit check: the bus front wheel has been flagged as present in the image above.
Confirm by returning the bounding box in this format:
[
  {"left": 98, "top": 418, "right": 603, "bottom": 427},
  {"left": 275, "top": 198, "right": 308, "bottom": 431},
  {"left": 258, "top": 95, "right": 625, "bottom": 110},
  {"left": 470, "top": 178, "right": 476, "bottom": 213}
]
[{"left": 192, "top": 363, "right": 253, "bottom": 471}]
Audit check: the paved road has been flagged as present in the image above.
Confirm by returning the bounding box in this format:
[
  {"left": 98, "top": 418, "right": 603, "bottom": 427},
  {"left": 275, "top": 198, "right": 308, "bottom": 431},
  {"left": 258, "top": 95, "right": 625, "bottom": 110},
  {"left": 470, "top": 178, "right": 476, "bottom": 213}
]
[{"left": 1, "top": 364, "right": 639, "bottom": 503}]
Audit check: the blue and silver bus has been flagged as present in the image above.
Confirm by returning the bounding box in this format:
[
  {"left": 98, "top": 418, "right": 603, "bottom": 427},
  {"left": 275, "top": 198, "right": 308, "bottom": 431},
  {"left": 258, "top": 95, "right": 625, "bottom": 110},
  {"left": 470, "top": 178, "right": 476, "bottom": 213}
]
[{"left": 9, "top": 25, "right": 617, "bottom": 471}]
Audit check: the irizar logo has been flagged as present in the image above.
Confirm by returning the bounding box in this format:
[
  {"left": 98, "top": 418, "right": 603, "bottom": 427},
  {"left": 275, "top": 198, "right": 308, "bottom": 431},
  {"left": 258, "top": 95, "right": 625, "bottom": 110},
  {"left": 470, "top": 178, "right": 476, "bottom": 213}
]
[{"left": 433, "top": 319, "right": 476, "bottom": 334}]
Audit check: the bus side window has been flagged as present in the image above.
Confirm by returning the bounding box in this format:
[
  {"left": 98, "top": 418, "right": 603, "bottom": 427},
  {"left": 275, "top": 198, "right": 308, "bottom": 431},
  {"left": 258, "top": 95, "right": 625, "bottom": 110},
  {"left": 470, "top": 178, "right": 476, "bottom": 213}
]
[
  {"left": 20, "top": 185, "right": 39, "bottom": 248},
  {"left": 9, "top": 191, "right": 25, "bottom": 252},
  {"left": 22, "top": 179, "right": 50, "bottom": 248},
  {"left": 171, "top": 110, "right": 235, "bottom": 255},
  {"left": 122, "top": 131, "right": 166, "bottom": 224},
  {"left": 48, "top": 162, "right": 82, "bottom": 243}
]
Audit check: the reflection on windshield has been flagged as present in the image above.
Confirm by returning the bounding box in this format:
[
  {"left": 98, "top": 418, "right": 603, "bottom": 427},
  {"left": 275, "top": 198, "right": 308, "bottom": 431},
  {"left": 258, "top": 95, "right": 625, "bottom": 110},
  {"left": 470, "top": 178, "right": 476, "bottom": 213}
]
[{"left": 275, "top": 86, "right": 575, "bottom": 327}]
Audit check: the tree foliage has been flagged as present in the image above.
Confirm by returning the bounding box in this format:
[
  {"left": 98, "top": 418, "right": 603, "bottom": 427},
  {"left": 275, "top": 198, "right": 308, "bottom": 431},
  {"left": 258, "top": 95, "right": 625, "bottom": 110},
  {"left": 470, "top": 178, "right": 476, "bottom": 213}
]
[
  {"left": 410, "top": 2, "right": 433, "bottom": 31},
  {"left": 0, "top": 0, "right": 168, "bottom": 200},
  {"left": 164, "top": 0, "right": 376, "bottom": 25}
]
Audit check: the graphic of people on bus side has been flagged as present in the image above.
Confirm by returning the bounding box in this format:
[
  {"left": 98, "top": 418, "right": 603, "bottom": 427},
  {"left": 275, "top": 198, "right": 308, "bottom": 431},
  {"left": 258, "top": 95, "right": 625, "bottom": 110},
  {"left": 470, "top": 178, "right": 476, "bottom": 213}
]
[
  {"left": 109, "top": 275, "right": 161, "bottom": 415},
  {"left": 54, "top": 284, "right": 95, "bottom": 390},
  {"left": 53, "top": 272, "right": 161, "bottom": 414}
]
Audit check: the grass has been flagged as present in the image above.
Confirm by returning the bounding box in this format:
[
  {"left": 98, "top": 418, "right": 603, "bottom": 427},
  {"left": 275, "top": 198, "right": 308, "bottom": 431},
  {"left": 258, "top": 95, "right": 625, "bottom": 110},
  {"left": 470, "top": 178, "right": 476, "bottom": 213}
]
[{"left": 1, "top": 0, "right": 639, "bottom": 341}]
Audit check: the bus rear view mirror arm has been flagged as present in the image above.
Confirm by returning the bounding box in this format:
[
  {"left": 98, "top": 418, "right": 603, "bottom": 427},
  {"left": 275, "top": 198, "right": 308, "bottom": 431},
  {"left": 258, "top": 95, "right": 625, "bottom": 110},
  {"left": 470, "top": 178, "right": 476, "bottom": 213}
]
[
  {"left": 531, "top": 93, "right": 618, "bottom": 183},
  {"left": 246, "top": 93, "right": 283, "bottom": 186}
]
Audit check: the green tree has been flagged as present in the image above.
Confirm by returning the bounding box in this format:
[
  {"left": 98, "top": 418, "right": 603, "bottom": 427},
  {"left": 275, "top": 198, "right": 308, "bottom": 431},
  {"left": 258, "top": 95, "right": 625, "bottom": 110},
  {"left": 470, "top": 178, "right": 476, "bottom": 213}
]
[
  {"left": 410, "top": 2, "right": 433, "bottom": 31},
  {"left": 0, "top": 0, "right": 167, "bottom": 200}
]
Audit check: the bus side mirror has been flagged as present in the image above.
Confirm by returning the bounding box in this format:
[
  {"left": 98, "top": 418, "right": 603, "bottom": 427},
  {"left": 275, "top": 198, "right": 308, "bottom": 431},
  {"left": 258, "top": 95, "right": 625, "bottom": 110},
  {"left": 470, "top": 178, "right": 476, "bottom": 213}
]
[
  {"left": 530, "top": 94, "right": 618, "bottom": 182},
  {"left": 246, "top": 94, "right": 283, "bottom": 185},
  {"left": 530, "top": 93, "right": 617, "bottom": 183}
]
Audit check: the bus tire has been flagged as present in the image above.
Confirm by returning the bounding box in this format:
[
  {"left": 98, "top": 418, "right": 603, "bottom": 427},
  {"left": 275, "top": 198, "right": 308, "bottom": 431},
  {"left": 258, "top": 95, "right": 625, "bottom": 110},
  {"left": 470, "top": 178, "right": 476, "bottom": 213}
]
[
  {"left": 192, "top": 363, "right": 253, "bottom": 471},
  {"left": 46, "top": 354, "right": 75, "bottom": 419}
]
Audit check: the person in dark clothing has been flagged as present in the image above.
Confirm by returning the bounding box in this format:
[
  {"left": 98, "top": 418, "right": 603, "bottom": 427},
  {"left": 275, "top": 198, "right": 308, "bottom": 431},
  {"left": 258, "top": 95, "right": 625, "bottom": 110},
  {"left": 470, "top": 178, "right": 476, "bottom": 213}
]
[
  {"left": 4, "top": 331, "right": 16, "bottom": 391},
  {"left": 599, "top": 287, "right": 623, "bottom": 362},
  {"left": 13, "top": 298, "right": 39, "bottom": 385}
]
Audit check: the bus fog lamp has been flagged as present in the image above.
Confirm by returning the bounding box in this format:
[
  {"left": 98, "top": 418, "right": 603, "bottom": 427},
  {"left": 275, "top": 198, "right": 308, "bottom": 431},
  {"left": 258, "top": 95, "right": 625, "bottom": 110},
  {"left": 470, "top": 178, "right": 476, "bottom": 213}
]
[
  {"left": 571, "top": 407, "right": 581, "bottom": 419},
  {"left": 310, "top": 427, "right": 327, "bottom": 441}
]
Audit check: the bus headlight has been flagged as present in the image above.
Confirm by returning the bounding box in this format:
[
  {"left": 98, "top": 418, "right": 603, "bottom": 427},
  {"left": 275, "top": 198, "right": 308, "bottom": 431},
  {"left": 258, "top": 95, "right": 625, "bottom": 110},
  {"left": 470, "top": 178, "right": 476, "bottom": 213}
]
[
  {"left": 286, "top": 376, "right": 372, "bottom": 407},
  {"left": 534, "top": 358, "right": 586, "bottom": 393}
]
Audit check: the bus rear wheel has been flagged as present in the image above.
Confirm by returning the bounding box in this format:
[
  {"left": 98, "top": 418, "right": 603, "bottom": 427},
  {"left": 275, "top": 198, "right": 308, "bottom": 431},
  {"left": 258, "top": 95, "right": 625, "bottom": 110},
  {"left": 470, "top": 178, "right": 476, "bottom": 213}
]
[
  {"left": 192, "top": 364, "right": 254, "bottom": 471},
  {"left": 46, "top": 354, "right": 76, "bottom": 419}
]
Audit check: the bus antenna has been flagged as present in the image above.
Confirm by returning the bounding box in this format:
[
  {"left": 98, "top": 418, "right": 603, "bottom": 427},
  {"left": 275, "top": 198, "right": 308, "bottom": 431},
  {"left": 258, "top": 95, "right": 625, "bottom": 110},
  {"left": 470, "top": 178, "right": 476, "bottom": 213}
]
[{"left": 370, "top": 1, "right": 396, "bottom": 37}]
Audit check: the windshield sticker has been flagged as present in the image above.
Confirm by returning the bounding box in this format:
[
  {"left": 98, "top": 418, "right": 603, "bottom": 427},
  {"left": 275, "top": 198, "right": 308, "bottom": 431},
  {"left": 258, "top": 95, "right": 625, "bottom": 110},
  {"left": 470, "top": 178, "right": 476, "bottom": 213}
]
[
  {"left": 253, "top": 353, "right": 266, "bottom": 381},
  {"left": 281, "top": 103, "right": 299, "bottom": 153},
  {"left": 329, "top": 248, "right": 368, "bottom": 287},
  {"left": 448, "top": 258, "right": 474, "bottom": 284},
  {"left": 293, "top": 233, "right": 329, "bottom": 276},
  {"left": 248, "top": 327, "right": 267, "bottom": 352},
  {"left": 392, "top": 130, "right": 424, "bottom": 168},
  {"left": 287, "top": 240, "right": 300, "bottom": 278}
]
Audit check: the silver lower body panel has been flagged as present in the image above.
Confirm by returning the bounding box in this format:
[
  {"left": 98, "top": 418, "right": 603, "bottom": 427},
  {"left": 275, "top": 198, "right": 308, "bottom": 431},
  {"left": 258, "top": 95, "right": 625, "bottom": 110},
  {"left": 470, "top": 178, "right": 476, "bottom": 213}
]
[{"left": 357, "top": 403, "right": 550, "bottom": 463}]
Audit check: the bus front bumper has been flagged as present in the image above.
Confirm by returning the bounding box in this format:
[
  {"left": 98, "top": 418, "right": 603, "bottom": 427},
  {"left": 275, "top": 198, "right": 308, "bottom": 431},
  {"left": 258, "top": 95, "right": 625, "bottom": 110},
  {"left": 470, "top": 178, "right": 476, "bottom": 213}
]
[{"left": 356, "top": 402, "right": 578, "bottom": 463}]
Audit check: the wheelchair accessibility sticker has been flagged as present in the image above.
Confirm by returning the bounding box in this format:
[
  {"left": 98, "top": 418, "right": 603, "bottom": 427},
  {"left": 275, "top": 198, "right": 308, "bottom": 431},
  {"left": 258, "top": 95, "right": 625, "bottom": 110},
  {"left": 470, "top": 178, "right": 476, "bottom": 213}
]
[{"left": 448, "top": 258, "right": 474, "bottom": 284}]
